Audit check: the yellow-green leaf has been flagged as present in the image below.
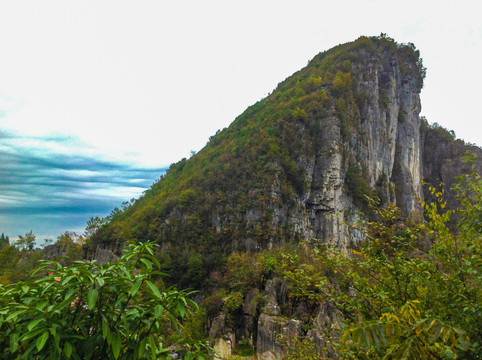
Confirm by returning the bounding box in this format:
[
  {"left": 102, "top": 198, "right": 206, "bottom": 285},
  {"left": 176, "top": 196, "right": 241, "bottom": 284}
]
[
  {"left": 64, "top": 341, "right": 73, "bottom": 358},
  {"left": 87, "top": 288, "right": 99, "bottom": 309},
  {"left": 112, "top": 334, "right": 121, "bottom": 359},
  {"left": 146, "top": 281, "right": 162, "bottom": 299},
  {"left": 36, "top": 331, "right": 49, "bottom": 351}
]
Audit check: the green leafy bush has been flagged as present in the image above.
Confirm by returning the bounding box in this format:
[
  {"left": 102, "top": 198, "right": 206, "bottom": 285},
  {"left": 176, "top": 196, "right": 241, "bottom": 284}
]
[{"left": 0, "top": 242, "right": 211, "bottom": 359}]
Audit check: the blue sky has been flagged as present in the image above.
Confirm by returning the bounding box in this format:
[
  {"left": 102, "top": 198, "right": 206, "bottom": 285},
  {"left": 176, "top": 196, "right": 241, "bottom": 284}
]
[
  {"left": 0, "top": 0, "right": 481, "bottom": 240},
  {"left": 0, "top": 130, "right": 165, "bottom": 239}
]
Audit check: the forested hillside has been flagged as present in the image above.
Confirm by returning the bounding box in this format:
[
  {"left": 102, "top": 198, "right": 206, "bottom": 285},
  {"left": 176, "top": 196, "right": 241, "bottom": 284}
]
[
  {"left": 89, "top": 35, "right": 480, "bottom": 289},
  {"left": 1, "top": 35, "right": 480, "bottom": 359}
]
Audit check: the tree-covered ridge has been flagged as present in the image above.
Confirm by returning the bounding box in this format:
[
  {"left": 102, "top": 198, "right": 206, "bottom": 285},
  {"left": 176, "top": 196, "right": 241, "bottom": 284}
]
[{"left": 90, "top": 35, "right": 425, "bottom": 258}]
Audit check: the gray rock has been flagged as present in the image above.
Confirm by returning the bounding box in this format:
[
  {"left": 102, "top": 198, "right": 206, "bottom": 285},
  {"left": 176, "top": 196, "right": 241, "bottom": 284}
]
[{"left": 257, "top": 314, "right": 301, "bottom": 360}]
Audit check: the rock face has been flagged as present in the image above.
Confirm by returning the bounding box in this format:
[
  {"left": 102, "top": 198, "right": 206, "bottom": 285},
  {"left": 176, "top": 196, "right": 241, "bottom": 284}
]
[
  {"left": 276, "top": 41, "right": 425, "bottom": 248},
  {"left": 207, "top": 278, "right": 343, "bottom": 359},
  {"left": 421, "top": 122, "right": 482, "bottom": 215},
  {"left": 90, "top": 34, "right": 481, "bottom": 277},
  {"left": 256, "top": 279, "right": 300, "bottom": 360},
  {"left": 257, "top": 314, "right": 301, "bottom": 360}
]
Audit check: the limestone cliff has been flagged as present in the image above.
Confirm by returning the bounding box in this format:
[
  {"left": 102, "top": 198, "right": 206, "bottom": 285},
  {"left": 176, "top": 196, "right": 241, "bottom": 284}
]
[
  {"left": 269, "top": 38, "right": 425, "bottom": 249},
  {"left": 91, "top": 35, "right": 435, "bottom": 257},
  {"left": 90, "top": 34, "right": 480, "bottom": 274}
]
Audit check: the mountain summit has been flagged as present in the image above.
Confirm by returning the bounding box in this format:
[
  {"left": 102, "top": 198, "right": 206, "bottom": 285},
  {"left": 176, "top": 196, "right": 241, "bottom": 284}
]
[{"left": 91, "top": 35, "right": 480, "bottom": 261}]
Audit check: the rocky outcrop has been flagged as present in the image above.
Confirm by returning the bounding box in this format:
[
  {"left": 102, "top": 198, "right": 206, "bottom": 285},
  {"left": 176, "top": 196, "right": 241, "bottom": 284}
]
[
  {"left": 84, "top": 244, "right": 121, "bottom": 265},
  {"left": 266, "top": 39, "right": 425, "bottom": 249},
  {"left": 257, "top": 314, "right": 301, "bottom": 360},
  {"left": 255, "top": 279, "right": 299, "bottom": 359},
  {"left": 421, "top": 122, "right": 482, "bottom": 216},
  {"left": 207, "top": 278, "right": 345, "bottom": 359}
]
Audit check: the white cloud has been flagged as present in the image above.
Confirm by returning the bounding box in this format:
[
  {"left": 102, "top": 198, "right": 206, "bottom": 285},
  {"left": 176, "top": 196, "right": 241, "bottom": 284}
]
[{"left": 0, "top": 0, "right": 481, "bottom": 237}]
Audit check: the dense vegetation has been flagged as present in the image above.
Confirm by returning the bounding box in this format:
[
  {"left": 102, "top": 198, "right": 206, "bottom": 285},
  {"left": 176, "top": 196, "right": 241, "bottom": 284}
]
[
  {"left": 0, "top": 242, "right": 211, "bottom": 359},
  {"left": 0, "top": 232, "right": 83, "bottom": 285}
]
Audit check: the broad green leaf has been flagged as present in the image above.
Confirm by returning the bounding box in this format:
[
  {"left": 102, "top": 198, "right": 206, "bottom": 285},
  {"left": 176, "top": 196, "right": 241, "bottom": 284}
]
[
  {"left": 36, "top": 331, "right": 49, "bottom": 351},
  {"left": 140, "top": 258, "right": 153, "bottom": 270},
  {"left": 150, "top": 255, "right": 161, "bottom": 269},
  {"left": 36, "top": 300, "right": 49, "bottom": 311},
  {"left": 112, "top": 334, "right": 121, "bottom": 359},
  {"left": 62, "top": 275, "right": 75, "bottom": 286},
  {"left": 138, "top": 337, "right": 147, "bottom": 358},
  {"left": 9, "top": 333, "right": 19, "bottom": 353},
  {"left": 102, "top": 318, "right": 110, "bottom": 339},
  {"left": 96, "top": 276, "right": 105, "bottom": 287},
  {"left": 130, "top": 278, "right": 143, "bottom": 297},
  {"left": 148, "top": 335, "right": 157, "bottom": 357},
  {"left": 87, "top": 288, "right": 99, "bottom": 309},
  {"left": 176, "top": 301, "right": 186, "bottom": 318},
  {"left": 154, "top": 304, "right": 163, "bottom": 318},
  {"left": 64, "top": 341, "right": 73, "bottom": 358},
  {"left": 6, "top": 309, "right": 26, "bottom": 322},
  {"left": 20, "top": 328, "right": 44, "bottom": 341},
  {"left": 64, "top": 288, "right": 75, "bottom": 300},
  {"left": 27, "top": 318, "right": 44, "bottom": 332},
  {"left": 369, "top": 327, "right": 380, "bottom": 348},
  {"left": 146, "top": 281, "right": 162, "bottom": 299}
]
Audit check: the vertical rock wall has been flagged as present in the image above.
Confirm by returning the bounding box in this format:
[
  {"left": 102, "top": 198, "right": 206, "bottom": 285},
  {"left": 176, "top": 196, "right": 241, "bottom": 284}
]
[{"left": 271, "top": 45, "right": 424, "bottom": 249}]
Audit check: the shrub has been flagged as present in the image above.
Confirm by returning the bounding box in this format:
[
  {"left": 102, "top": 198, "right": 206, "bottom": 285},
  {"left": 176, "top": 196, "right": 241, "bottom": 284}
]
[{"left": 0, "top": 242, "right": 211, "bottom": 359}]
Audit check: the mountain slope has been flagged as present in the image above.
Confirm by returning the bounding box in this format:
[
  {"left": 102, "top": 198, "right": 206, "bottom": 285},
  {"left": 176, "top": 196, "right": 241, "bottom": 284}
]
[{"left": 90, "top": 35, "right": 479, "bottom": 275}]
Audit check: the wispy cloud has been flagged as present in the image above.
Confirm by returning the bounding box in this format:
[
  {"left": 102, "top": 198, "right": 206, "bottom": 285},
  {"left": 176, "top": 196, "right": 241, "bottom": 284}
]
[{"left": 0, "top": 131, "right": 165, "bottom": 238}]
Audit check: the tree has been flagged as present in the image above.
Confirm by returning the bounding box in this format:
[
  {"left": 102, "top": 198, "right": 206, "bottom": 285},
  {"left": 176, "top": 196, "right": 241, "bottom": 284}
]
[
  {"left": 0, "top": 233, "right": 8, "bottom": 248},
  {"left": 83, "top": 216, "right": 105, "bottom": 241},
  {"left": 0, "top": 241, "right": 212, "bottom": 359},
  {"left": 15, "top": 230, "right": 36, "bottom": 251},
  {"left": 55, "top": 232, "right": 83, "bottom": 266}
]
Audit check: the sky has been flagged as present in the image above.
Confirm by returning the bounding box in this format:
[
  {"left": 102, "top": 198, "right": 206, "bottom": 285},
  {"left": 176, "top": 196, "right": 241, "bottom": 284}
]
[{"left": 0, "top": 0, "right": 481, "bottom": 240}]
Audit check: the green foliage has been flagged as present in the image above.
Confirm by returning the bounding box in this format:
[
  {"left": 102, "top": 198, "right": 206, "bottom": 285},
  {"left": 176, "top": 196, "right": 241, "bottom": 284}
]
[
  {"left": 340, "top": 300, "right": 469, "bottom": 359},
  {"left": 260, "top": 155, "right": 480, "bottom": 359},
  {"left": 83, "top": 216, "right": 105, "bottom": 242},
  {"left": 223, "top": 292, "right": 244, "bottom": 314},
  {"left": 0, "top": 242, "right": 211, "bottom": 359},
  {"left": 332, "top": 71, "right": 352, "bottom": 94},
  {"left": 232, "top": 338, "right": 255, "bottom": 357},
  {"left": 276, "top": 333, "right": 323, "bottom": 360},
  {"left": 201, "top": 292, "right": 224, "bottom": 326},
  {"left": 224, "top": 252, "right": 266, "bottom": 294},
  {"left": 15, "top": 230, "right": 36, "bottom": 251},
  {"left": 345, "top": 164, "right": 371, "bottom": 207},
  {"left": 0, "top": 233, "right": 9, "bottom": 248},
  {"left": 0, "top": 244, "right": 45, "bottom": 284}
]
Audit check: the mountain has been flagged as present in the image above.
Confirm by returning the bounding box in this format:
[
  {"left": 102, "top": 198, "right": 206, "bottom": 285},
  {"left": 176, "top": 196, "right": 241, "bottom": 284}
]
[{"left": 89, "top": 34, "right": 481, "bottom": 278}]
